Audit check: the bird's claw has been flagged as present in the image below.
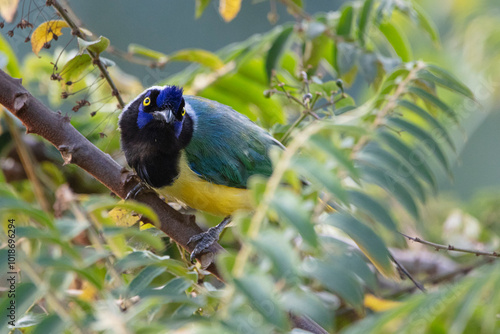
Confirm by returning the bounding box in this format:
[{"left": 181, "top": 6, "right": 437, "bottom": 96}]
[
  {"left": 125, "top": 182, "right": 154, "bottom": 200},
  {"left": 187, "top": 226, "right": 221, "bottom": 263}
]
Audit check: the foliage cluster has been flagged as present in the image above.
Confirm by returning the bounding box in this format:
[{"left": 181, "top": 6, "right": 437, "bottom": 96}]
[{"left": 0, "top": 0, "right": 499, "bottom": 333}]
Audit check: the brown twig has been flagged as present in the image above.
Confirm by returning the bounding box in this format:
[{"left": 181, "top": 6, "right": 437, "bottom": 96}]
[
  {"left": 386, "top": 258, "right": 495, "bottom": 298},
  {"left": 0, "top": 69, "right": 222, "bottom": 279},
  {"left": 48, "top": 0, "right": 126, "bottom": 108},
  {"left": 401, "top": 233, "right": 500, "bottom": 258}
]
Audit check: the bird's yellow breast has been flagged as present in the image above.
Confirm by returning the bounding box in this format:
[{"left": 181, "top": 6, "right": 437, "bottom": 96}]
[{"left": 159, "top": 154, "right": 253, "bottom": 217}]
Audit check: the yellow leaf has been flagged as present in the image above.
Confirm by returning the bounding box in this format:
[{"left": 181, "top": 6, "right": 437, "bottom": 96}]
[
  {"left": 109, "top": 206, "right": 140, "bottom": 227},
  {"left": 364, "top": 294, "right": 402, "bottom": 312},
  {"left": 31, "top": 20, "right": 69, "bottom": 56},
  {"left": 219, "top": 0, "right": 241, "bottom": 22},
  {"left": 0, "top": 0, "right": 19, "bottom": 23},
  {"left": 79, "top": 281, "right": 98, "bottom": 302},
  {"left": 140, "top": 222, "right": 156, "bottom": 230}
]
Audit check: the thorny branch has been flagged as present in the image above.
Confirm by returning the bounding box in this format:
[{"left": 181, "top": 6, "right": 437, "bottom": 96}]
[{"left": 401, "top": 233, "right": 500, "bottom": 258}]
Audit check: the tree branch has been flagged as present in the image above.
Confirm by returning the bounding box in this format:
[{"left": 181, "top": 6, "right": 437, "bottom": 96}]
[
  {"left": 0, "top": 69, "right": 223, "bottom": 279},
  {"left": 401, "top": 233, "right": 500, "bottom": 258}
]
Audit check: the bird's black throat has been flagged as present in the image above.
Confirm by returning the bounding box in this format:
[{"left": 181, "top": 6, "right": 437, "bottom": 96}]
[{"left": 119, "top": 101, "right": 194, "bottom": 188}]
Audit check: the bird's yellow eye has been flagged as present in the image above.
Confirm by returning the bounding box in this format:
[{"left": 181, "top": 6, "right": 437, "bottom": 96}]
[
  {"left": 143, "top": 97, "right": 151, "bottom": 106},
  {"left": 181, "top": 108, "right": 186, "bottom": 116}
]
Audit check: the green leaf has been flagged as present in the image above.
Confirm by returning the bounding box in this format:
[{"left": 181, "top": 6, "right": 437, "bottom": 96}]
[
  {"left": 115, "top": 250, "right": 170, "bottom": 272},
  {"left": 336, "top": 42, "right": 358, "bottom": 75},
  {"left": 265, "top": 25, "right": 294, "bottom": 83},
  {"left": 128, "top": 265, "right": 166, "bottom": 297},
  {"left": 412, "top": 2, "right": 440, "bottom": 44},
  {"left": 102, "top": 227, "right": 164, "bottom": 251},
  {"left": 270, "top": 190, "right": 318, "bottom": 248},
  {"left": 77, "top": 36, "right": 110, "bottom": 55},
  {"left": 59, "top": 54, "right": 92, "bottom": 83},
  {"left": 0, "top": 34, "right": 21, "bottom": 77},
  {"left": 233, "top": 275, "right": 289, "bottom": 330},
  {"left": 407, "top": 86, "right": 458, "bottom": 122},
  {"left": 332, "top": 252, "right": 378, "bottom": 291},
  {"left": 251, "top": 231, "right": 299, "bottom": 282},
  {"left": 170, "top": 49, "right": 224, "bottom": 70},
  {"left": 13, "top": 313, "right": 45, "bottom": 328},
  {"left": 0, "top": 283, "right": 43, "bottom": 329},
  {"left": 377, "top": 130, "right": 437, "bottom": 192},
  {"left": 378, "top": 21, "right": 412, "bottom": 62},
  {"left": 326, "top": 213, "right": 394, "bottom": 277},
  {"left": 292, "top": 157, "right": 348, "bottom": 203},
  {"left": 358, "top": 162, "right": 420, "bottom": 219},
  {"left": 377, "top": 67, "right": 409, "bottom": 100},
  {"left": 281, "top": 289, "right": 332, "bottom": 330},
  {"left": 419, "top": 65, "right": 475, "bottom": 99},
  {"left": 128, "top": 44, "right": 168, "bottom": 61},
  {"left": 347, "top": 190, "right": 398, "bottom": 232},
  {"left": 359, "top": 144, "right": 427, "bottom": 203},
  {"left": 397, "top": 99, "right": 455, "bottom": 150},
  {"left": 387, "top": 116, "right": 451, "bottom": 175},
  {"left": 358, "top": 0, "right": 374, "bottom": 46},
  {"left": 32, "top": 315, "right": 64, "bottom": 334},
  {"left": 337, "top": 5, "right": 354, "bottom": 37},
  {"left": 195, "top": 0, "right": 212, "bottom": 18},
  {"left": 309, "top": 134, "right": 360, "bottom": 182},
  {"left": 0, "top": 198, "right": 54, "bottom": 228},
  {"left": 302, "top": 257, "right": 364, "bottom": 310}
]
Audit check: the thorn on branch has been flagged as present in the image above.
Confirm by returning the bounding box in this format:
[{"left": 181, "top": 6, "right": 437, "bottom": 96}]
[
  {"left": 13, "top": 93, "right": 29, "bottom": 112},
  {"left": 7, "top": 30, "right": 14, "bottom": 37},
  {"left": 58, "top": 144, "right": 76, "bottom": 165}
]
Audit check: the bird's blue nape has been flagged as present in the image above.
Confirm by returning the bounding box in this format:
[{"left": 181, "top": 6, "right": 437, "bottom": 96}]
[
  {"left": 157, "top": 86, "right": 183, "bottom": 111},
  {"left": 137, "top": 108, "right": 153, "bottom": 129}
]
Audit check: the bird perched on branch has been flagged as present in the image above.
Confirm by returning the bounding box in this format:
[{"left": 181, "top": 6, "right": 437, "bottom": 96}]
[{"left": 119, "top": 85, "right": 282, "bottom": 261}]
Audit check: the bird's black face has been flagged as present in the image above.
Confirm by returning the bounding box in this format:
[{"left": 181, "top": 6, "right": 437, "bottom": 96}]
[
  {"left": 119, "top": 85, "right": 194, "bottom": 188},
  {"left": 134, "top": 86, "right": 186, "bottom": 129}
]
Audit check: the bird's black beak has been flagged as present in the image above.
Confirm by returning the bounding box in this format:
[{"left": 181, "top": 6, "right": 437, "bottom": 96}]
[{"left": 153, "top": 110, "right": 175, "bottom": 123}]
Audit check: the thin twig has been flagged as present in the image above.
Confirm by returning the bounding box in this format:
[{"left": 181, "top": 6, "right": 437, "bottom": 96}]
[
  {"left": 385, "top": 258, "right": 495, "bottom": 298},
  {"left": 389, "top": 253, "right": 426, "bottom": 292},
  {"left": 401, "top": 233, "right": 500, "bottom": 258},
  {"left": 49, "top": 0, "right": 125, "bottom": 108}
]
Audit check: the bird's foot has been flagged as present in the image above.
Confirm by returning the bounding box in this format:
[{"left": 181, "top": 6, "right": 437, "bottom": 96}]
[
  {"left": 125, "top": 182, "right": 154, "bottom": 200},
  {"left": 187, "top": 216, "right": 231, "bottom": 263}
]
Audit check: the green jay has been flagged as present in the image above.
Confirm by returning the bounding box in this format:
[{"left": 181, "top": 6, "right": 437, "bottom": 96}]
[{"left": 119, "top": 85, "right": 282, "bottom": 261}]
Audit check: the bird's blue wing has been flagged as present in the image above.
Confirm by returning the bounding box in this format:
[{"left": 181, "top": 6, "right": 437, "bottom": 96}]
[{"left": 183, "top": 96, "right": 282, "bottom": 189}]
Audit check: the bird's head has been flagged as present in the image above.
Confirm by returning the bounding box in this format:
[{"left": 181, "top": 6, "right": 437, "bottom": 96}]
[
  {"left": 129, "top": 85, "right": 186, "bottom": 129},
  {"left": 119, "top": 85, "right": 193, "bottom": 160}
]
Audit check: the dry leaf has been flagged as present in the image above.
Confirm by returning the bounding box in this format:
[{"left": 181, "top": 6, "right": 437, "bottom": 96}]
[
  {"left": 31, "top": 20, "right": 69, "bottom": 56},
  {"left": 0, "top": 0, "right": 19, "bottom": 23},
  {"left": 219, "top": 0, "right": 241, "bottom": 22}
]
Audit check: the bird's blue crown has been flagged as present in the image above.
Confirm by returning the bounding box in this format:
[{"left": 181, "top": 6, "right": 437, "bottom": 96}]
[{"left": 157, "top": 85, "right": 183, "bottom": 111}]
